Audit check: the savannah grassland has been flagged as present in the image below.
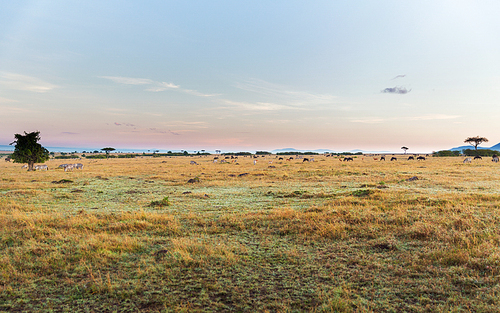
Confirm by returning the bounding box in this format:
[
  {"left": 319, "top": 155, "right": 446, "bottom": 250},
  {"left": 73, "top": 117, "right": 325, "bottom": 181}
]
[{"left": 1, "top": 155, "right": 500, "bottom": 312}]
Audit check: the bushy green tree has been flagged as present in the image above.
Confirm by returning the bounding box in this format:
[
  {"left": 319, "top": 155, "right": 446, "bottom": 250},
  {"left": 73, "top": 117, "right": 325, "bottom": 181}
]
[{"left": 10, "top": 131, "right": 50, "bottom": 171}]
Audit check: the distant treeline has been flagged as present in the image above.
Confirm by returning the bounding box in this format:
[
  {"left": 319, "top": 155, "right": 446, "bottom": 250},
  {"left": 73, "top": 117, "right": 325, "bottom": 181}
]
[
  {"left": 277, "top": 152, "right": 320, "bottom": 155},
  {"left": 433, "top": 149, "right": 499, "bottom": 157}
]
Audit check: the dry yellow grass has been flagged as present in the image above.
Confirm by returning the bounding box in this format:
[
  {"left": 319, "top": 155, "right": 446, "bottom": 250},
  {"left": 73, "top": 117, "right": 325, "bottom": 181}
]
[{"left": 1, "top": 155, "right": 500, "bottom": 311}]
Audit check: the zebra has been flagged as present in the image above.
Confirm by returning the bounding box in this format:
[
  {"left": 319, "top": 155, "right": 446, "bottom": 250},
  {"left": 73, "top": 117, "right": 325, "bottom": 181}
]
[
  {"left": 492, "top": 156, "right": 499, "bottom": 163},
  {"left": 64, "top": 164, "right": 74, "bottom": 172},
  {"left": 58, "top": 164, "right": 68, "bottom": 169},
  {"left": 35, "top": 164, "right": 48, "bottom": 170},
  {"left": 21, "top": 165, "right": 28, "bottom": 169},
  {"left": 74, "top": 163, "right": 84, "bottom": 169},
  {"left": 190, "top": 161, "right": 198, "bottom": 165},
  {"left": 463, "top": 158, "right": 472, "bottom": 164}
]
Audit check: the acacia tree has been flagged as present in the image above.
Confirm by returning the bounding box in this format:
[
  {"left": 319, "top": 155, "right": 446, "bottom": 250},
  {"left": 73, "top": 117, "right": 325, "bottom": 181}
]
[
  {"left": 464, "top": 136, "right": 489, "bottom": 155},
  {"left": 464, "top": 136, "right": 489, "bottom": 149},
  {"left": 401, "top": 146, "right": 409, "bottom": 154},
  {"left": 101, "top": 147, "right": 115, "bottom": 158},
  {"left": 10, "top": 131, "right": 50, "bottom": 171}
]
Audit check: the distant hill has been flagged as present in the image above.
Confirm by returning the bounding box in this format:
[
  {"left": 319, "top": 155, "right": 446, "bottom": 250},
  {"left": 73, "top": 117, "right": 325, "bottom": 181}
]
[{"left": 449, "top": 143, "right": 500, "bottom": 152}]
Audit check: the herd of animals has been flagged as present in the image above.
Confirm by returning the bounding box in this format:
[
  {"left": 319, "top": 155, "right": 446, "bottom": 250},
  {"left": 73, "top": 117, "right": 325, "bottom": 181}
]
[{"left": 3, "top": 154, "right": 500, "bottom": 170}]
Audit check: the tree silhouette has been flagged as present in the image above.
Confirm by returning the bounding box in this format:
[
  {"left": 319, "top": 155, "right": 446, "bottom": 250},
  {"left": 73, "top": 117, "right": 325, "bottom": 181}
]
[
  {"left": 464, "top": 136, "right": 488, "bottom": 155},
  {"left": 401, "top": 146, "right": 408, "bottom": 154},
  {"left": 10, "top": 131, "right": 49, "bottom": 171},
  {"left": 101, "top": 147, "right": 115, "bottom": 158}
]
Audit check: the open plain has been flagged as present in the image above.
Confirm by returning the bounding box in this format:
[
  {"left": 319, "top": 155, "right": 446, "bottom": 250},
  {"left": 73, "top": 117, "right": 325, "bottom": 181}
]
[{"left": 1, "top": 155, "right": 500, "bottom": 312}]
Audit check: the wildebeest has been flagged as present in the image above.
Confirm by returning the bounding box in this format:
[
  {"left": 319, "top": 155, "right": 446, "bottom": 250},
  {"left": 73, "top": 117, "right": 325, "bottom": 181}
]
[
  {"left": 303, "top": 158, "right": 309, "bottom": 162},
  {"left": 344, "top": 157, "right": 353, "bottom": 162},
  {"left": 278, "top": 157, "right": 284, "bottom": 160},
  {"left": 190, "top": 161, "right": 198, "bottom": 165},
  {"left": 463, "top": 157, "right": 472, "bottom": 164},
  {"left": 407, "top": 156, "right": 414, "bottom": 160},
  {"left": 492, "top": 155, "right": 499, "bottom": 163},
  {"left": 5, "top": 157, "right": 11, "bottom": 162},
  {"left": 474, "top": 156, "right": 482, "bottom": 160},
  {"left": 380, "top": 156, "right": 386, "bottom": 161},
  {"left": 416, "top": 156, "right": 425, "bottom": 161},
  {"left": 390, "top": 157, "right": 397, "bottom": 161}
]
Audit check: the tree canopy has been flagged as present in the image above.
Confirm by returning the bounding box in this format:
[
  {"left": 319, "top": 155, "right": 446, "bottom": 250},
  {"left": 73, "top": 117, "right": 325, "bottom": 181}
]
[
  {"left": 10, "top": 131, "right": 50, "bottom": 171},
  {"left": 464, "top": 136, "right": 489, "bottom": 151},
  {"left": 401, "top": 146, "right": 409, "bottom": 154}
]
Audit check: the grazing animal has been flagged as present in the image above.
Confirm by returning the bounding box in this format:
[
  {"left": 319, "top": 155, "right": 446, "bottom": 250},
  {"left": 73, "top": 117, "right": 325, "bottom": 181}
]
[
  {"left": 407, "top": 156, "right": 414, "bottom": 160},
  {"left": 35, "top": 164, "right": 48, "bottom": 171},
  {"left": 373, "top": 158, "right": 378, "bottom": 161},
  {"left": 380, "top": 156, "right": 386, "bottom": 161},
  {"left": 190, "top": 161, "right": 198, "bottom": 165},
  {"left": 463, "top": 158, "right": 472, "bottom": 164},
  {"left": 21, "top": 165, "right": 28, "bottom": 169},
  {"left": 64, "top": 164, "right": 74, "bottom": 172},
  {"left": 344, "top": 157, "right": 353, "bottom": 162},
  {"left": 416, "top": 156, "right": 426, "bottom": 161},
  {"left": 74, "top": 163, "right": 84, "bottom": 169},
  {"left": 390, "top": 157, "right": 397, "bottom": 161},
  {"left": 492, "top": 155, "right": 499, "bottom": 163},
  {"left": 303, "top": 158, "right": 309, "bottom": 162},
  {"left": 474, "top": 156, "right": 482, "bottom": 160},
  {"left": 58, "top": 164, "right": 68, "bottom": 169},
  {"left": 278, "top": 157, "right": 284, "bottom": 160},
  {"left": 5, "top": 157, "right": 11, "bottom": 162}
]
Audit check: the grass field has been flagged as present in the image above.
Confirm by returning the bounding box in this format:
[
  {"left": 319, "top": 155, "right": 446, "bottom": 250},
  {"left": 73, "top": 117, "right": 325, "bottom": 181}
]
[{"left": 1, "top": 155, "right": 500, "bottom": 312}]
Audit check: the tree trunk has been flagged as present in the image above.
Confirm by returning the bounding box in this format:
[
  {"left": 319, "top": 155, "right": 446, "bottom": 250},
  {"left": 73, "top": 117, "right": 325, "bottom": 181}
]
[{"left": 28, "top": 161, "right": 34, "bottom": 171}]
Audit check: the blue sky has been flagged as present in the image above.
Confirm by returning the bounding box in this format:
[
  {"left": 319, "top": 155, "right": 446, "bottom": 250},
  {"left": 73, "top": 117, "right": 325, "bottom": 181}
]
[{"left": 1, "top": 1, "right": 500, "bottom": 152}]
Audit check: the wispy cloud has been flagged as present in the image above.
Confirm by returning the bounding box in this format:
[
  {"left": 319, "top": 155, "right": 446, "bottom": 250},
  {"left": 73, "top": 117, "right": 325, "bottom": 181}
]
[
  {"left": 391, "top": 74, "right": 406, "bottom": 80},
  {"left": 101, "top": 75, "right": 216, "bottom": 97},
  {"left": 351, "top": 114, "right": 460, "bottom": 124},
  {"left": 222, "top": 100, "right": 290, "bottom": 111},
  {"left": 409, "top": 114, "right": 460, "bottom": 120},
  {"left": 350, "top": 117, "right": 387, "bottom": 124},
  {"left": 0, "top": 72, "right": 57, "bottom": 93},
  {"left": 0, "top": 105, "right": 32, "bottom": 114},
  {"left": 381, "top": 86, "right": 411, "bottom": 94},
  {"left": 235, "top": 79, "right": 337, "bottom": 107},
  {"left": 61, "top": 132, "right": 78, "bottom": 135},
  {"left": 100, "top": 76, "right": 153, "bottom": 85}
]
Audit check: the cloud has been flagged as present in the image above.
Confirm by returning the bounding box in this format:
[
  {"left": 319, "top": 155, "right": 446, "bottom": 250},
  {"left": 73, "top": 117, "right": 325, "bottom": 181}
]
[
  {"left": 350, "top": 114, "right": 460, "bottom": 124},
  {"left": 222, "top": 100, "right": 290, "bottom": 111},
  {"left": 145, "top": 81, "right": 180, "bottom": 92},
  {"left": 101, "top": 75, "right": 215, "bottom": 97},
  {"left": 350, "top": 117, "right": 387, "bottom": 124},
  {"left": 381, "top": 86, "right": 411, "bottom": 94},
  {"left": 0, "top": 72, "right": 58, "bottom": 93},
  {"left": 409, "top": 114, "right": 460, "bottom": 120},
  {"left": 100, "top": 76, "right": 153, "bottom": 85},
  {"left": 391, "top": 74, "right": 406, "bottom": 80},
  {"left": 235, "top": 79, "right": 337, "bottom": 107},
  {"left": 169, "top": 130, "right": 181, "bottom": 136}
]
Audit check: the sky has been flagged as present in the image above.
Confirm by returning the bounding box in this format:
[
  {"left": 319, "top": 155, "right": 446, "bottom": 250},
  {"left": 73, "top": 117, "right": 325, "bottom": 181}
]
[{"left": 1, "top": 1, "right": 500, "bottom": 153}]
